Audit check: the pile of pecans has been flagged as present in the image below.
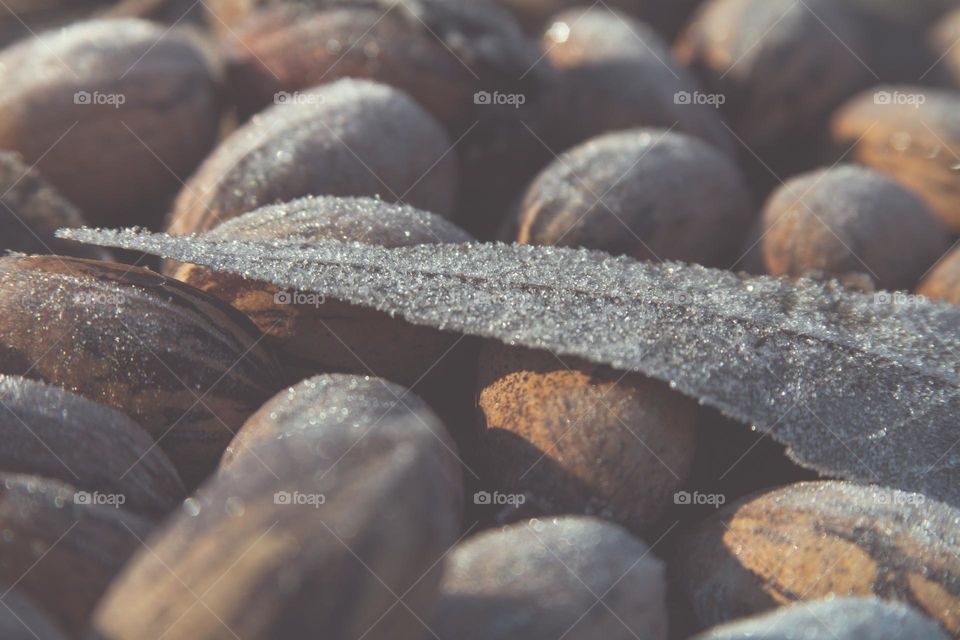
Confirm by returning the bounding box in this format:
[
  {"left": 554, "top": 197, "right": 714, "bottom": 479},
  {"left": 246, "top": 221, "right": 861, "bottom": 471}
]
[{"left": 0, "top": 1, "right": 958, "bottom": 639}]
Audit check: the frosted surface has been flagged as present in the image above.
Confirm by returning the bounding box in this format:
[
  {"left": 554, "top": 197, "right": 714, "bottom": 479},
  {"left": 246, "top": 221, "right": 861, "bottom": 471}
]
[{"left": 59, "top": 226, "right": 960, "bottom": 506}]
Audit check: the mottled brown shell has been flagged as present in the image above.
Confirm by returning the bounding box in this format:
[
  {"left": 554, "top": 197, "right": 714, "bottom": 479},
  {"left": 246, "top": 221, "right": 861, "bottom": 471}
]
[
  {"left": 831, "top": 86, "right": 960, "bottom": 233},
  {"left": 0, "top": 473, "right": 154, "bottom": 631},
  {"left": 0, "top": 18, "right": 220, "bottom": 226},
  {"left": 0, "top": 150, "right": 112, "bottom": 260},
  {"left": 0, "top": 375, "right": 184, "bottom": 517},
  {"left": 166, "top": 78, "right": 458, "bottom": 236},
  {"left": 516, "top": 128, "right": 753, "bottom": 267},
  {"left": 760, "top": 165, "right": 949, "bottom": 291},
  {"left": 433, "top": 516, "right": 668, "bottom": 640},
  {"left": 672, "top": 481, "right": 960, "bottom": 635},
  {"left": 173, "top": 196, "right": 472, "bottom": 384},
  {"left": 0, "top": 256, "right": 283, "bottom": 488},
  {"left": 675, "top": 0, "right": 871, "bottom": 151},
  {"left": 540, "top": 7, "right": 732, "bottom": 155},
  {"left": 93, "top": 374, "right": 463, "bottom": 640},
  {"left": 477, "top": 342, "right": 698, "bottom": 532},
  {"left": 917, "top": 246, "right": 960, "bottom": 304}
]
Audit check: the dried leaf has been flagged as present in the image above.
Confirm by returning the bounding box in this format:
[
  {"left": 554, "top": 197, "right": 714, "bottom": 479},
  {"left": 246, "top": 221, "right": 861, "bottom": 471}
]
[{"left": 57, "top": 227, "right": 960, "bottom": 506}]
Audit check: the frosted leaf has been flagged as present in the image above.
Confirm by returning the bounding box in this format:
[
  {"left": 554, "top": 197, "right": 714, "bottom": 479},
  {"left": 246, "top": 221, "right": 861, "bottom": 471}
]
[{"left": 58, "top": 227, "right": 960, "bottom": 506}]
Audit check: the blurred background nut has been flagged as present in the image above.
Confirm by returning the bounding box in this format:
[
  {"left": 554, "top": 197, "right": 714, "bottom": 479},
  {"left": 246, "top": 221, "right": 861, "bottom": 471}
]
[
  {"left": 477, "top": 343, "right": 698, "bottom": 533},
  {"left": 166, "top": 78, "right": 457, "bottom": 236},
  {"left": 917, "top": 246, "right": 960, "bottom": 304},
  {"left": 0, "top": 150, "right": 112, "bottom": 260},
  {"left": 759, "top": 165, "right": 950, "bottom": 292},
  {"left": 94, "top": 374, "right": 463, "bottom": 640},
  {"left": 0, "top": 256, "right": 283, "bottom": 489},
  {"left": 0, "top": 590, "right": 69, "bottom": 640},
  {"left": 672, "top": 481, "right": 960, "bottom": 635},
  {"left": 0, "top": 375, "right": 184, "bottom": 517},
  {"left": 0, "top": 18, "right": 221, "bottom": 227},
  {"left": 431, "top": 516, "right": 668, "bottom": 640},
  {"left": 831, "top": 86, "right": 960, "bottom": 233},
  {"left": 930, "top": 8, "right": 960, "bottom": 88},
  {"left": 0, "top": 472, "right": 153, "bottom": 631},
  {"left": 675, "top": 0, "right": 871, "bottom": 171},
  {"left": 539, "top": 6, "right": 733, "bottom": 155},
  {"left": 493, "top": 0, "right": 705, "bottom": 37},
  {"left": 173, "top": 196, "right": 472, "bottom": 388},
  {"left": 691, "top": 597, "right": 951, "bottom": 640},
  {"left": 515, "top": 128, "right": 753, "bottom": 267}
]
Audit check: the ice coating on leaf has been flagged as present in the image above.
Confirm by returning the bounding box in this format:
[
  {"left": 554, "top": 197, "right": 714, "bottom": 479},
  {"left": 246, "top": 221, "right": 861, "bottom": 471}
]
[
  {"left": 693, "top": 597, "right": 950, "bottom": 640},
  {"left": 57, "top": 226, "right": 960, "bottom": 506}
]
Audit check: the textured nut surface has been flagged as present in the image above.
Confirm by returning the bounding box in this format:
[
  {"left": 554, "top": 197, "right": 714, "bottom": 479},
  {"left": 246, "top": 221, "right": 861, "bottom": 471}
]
[
  {"left": 541, "top": 7, "right": 732, "bottom": 155},
  {"left": 831, "top": 86, "right": 960, "bottom": 232},
  {"left": 174, "top": 196, "right": 472, "bottom": 383},
  {"left": 0, "top": 150, "right": 112, "bottom": 260},
  {"left": 0, "top": 256, "right": 283, "bottom": 488},
  {"left": 0, "top": 18, "right": 220, "bottom": 226},
  {"left": 516, "top": 128, "right": 753, "bottom": 266},
  {"left": 672, "top": 481, "right": 960, "bottom": 635},
  {"left": 166, "top": 78, "right": 458, "bottom": 236},
  {"left": 0, "top": 472, "right": 153, "bottom": 631},
  {"left": 477, "top": 343, "right": 698, "bottom": 532},
  {"left": 692, "top": 596, "right": 950, "bottom": 640},
  {"left": 0, "top": 375, "right": 184, "bottom": 517},
  {"left": 94, "top": 374, "right": 463, "bottom": 640},
  {"left": 760, "top": 165, "right": 949, "bottom": 291},
  {"left": 675, "top": 0, "right": 870, "bottom": 150},
  {"left": 432, "top": 516, "right": 667, "bottom": 640}
]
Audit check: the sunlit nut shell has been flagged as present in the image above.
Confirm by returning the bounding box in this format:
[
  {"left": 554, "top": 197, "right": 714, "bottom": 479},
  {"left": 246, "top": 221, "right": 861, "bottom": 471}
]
[
  {"left": 0, "top": 255, "right": 283, "bottom": 488},
  {"left": 166, "top": 78, "right": 458, "bottom": 236},
  {"left": 477, "top": 342, "right": 698, "bottom": 532},
  {"left": 0, "top": 18, "right": 220, "bottom": 226},
  {"left": 432, "top": 516, "right": 668, "bottom": 640},
  {"left": 760, "top": 165, "right": 949, "bottom": 291},
  {"left": 831, "top": 86, "right": 960, "bottom": 233},
  {"left": 672, "top": 481, "right": 960, "bottom": 635},
  {"left": 917, "top": 246, "right": 960, "bottom": 304},
  {"left": 93, "top": 374, "right": 463, "bottom": 640},
  {"left": 516, "top": 128, "right": 753, "bottom": 266}
]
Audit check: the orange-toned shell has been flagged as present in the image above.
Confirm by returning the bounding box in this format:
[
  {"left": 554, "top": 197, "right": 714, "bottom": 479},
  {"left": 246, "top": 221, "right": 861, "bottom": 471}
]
[
  {"left": 172, "top": 196, "right": 472, "bottom": 385},
  {"left": 917, "top": 246, "right": 960, "bottom": 304},
  {"left": 0, "top": 18, "right": 220, "bottom": 226},
  {"left": 0, "top": 255, "right": 283, "bottom": 488},
  {"left": 477, "top": 342, "right": 698, "bottom": 532},
  {"left": 93, "top": 374, "right": 463, "bottom": 640},
  {"left": 672, "top": 481, "right": 960, "bottom": 635},
  {"left": 831, "top": 86, "right": 960, "bottom": 232}
]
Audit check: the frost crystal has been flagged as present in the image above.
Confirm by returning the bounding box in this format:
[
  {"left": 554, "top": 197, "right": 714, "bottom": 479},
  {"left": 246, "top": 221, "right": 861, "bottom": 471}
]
[{"left": 58, "top": 227, "right": 960, "bottom": 506}]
